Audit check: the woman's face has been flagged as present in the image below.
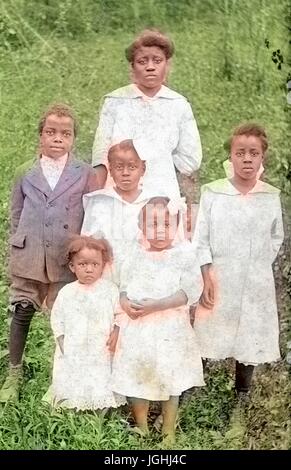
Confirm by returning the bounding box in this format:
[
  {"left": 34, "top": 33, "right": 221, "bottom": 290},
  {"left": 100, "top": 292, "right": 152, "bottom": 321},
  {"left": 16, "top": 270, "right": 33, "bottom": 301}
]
[{"left": 131, "top": 46, "right": 169, "bottom": 96}]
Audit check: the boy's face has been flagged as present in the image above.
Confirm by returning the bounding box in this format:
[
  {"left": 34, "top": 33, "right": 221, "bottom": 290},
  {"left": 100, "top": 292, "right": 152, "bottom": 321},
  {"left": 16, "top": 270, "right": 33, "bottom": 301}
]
[
  {"left": 142, "top": 206, "right": 178, "bottom": 251},
  {"left": 230, "top": 135, "right": 264, "bottom": 181},
  {"left": 40, "top": 114, "right": 74, "bottom": 159},
  {"left": 132, "top": 46, "right": 169, "bottom": 94},
  {"left": 69, "top": 248, "right": 104, "bottom": 285},
  {"left": 109, "top": 149, "right": 145, "bottom": 192}
]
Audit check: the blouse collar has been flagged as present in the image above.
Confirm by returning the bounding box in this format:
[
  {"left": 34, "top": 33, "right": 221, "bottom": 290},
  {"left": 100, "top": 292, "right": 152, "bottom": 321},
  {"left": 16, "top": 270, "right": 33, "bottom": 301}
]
[{"left": 203, "top": 178, "right": 280, "bottom": 196}]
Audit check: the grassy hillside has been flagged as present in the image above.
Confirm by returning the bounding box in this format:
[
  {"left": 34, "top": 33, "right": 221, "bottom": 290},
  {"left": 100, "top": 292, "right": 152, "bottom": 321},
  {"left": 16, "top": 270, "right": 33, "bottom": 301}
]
[{"left": 0, "top": 0, "right": 290, "bottom": 450}]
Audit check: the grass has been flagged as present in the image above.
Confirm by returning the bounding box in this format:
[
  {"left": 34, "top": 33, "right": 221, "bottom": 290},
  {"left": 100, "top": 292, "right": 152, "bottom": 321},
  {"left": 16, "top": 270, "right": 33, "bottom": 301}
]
[{"left": 0, "top": 0, "right": 290, "bottom": 450}]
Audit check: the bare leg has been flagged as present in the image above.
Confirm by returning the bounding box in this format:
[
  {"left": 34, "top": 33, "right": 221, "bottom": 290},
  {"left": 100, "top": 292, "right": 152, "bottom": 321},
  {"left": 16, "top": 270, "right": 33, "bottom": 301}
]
[
  {"left": 129, "top": 397, "right": 150, "bottom": 434},
  {"left": 161, "top": 396, "right": 179, "bottom": 442}
]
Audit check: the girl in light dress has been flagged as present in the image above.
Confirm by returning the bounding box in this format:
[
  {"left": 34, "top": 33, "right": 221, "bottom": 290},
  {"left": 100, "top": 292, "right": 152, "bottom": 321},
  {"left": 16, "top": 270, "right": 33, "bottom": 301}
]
[
  {"left": 47, "top": 235, "right": 126, "bottom": 410},
  {"left": 193, "top": 123, "right": 284, "bottom": 398},
  {"left": 111, "top": 197, "right": 205, "bottom": 441}
]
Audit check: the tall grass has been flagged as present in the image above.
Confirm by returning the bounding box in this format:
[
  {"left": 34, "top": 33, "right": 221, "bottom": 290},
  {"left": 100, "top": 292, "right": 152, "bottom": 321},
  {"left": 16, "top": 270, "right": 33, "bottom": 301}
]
[{"left": 0, "top": 0, "right": 290, "bottom": 450}]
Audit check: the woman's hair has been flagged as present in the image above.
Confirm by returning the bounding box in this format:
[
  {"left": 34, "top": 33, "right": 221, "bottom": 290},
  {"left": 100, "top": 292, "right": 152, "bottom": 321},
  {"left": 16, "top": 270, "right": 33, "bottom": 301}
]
[
  {"left": 66, "top": 235, "right": 113, "bottom": 264},
  {"left": 38, "top": 102, "right": 78, "bottom": 137},
  {"left": 125, "top": 29, "right": 175, "bottom": 63},
  {"left": 108, "top": 139, "right": 139, "bottom": 163},
  {"left": 226, "top": 122, "right": 268, "bottom": 153}
]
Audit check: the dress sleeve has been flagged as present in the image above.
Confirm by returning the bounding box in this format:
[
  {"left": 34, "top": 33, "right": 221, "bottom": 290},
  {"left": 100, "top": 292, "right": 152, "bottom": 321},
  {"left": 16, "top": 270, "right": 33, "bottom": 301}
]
[
  {"left": 119, "top": 254, "right": 133, "bottom": 293},
  {"left": 271, "top": 194, "right": 284, "bottom": 262},
  {"left": 172, "top": 101, "right": 203, "bottom": 176},
  {"left": 50, "top": 290, "right": 65, "bottom": 339},
  {"left": 92, "top": 98, "right": 115, "bottom": 168},
  {"left": 180, "top": 245, "right": 203, "bottom": 305},
  {"left": 192, "top": 187, "right": 213, "bottom": 266},
  {"left": 81, "top": 197, "right": 105, "bottom": 237},
  {"left": 110, "top": 281, "right": 129, "bottom": 328}
]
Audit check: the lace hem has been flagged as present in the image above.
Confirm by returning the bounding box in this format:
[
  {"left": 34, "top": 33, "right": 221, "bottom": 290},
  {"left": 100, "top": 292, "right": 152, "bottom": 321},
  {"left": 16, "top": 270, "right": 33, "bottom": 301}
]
[{"left": 49, "top": 392, "right": 126, "bottom": 411}]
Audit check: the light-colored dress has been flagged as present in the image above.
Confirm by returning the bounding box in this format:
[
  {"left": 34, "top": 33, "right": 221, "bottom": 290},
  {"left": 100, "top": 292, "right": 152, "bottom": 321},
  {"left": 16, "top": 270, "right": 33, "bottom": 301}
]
[
  {"left": 82, "top": 187, "right": 151, "bottom": 246},
  {"left": 49, "top": 278, "right": 126, "bottom": 410},
  {"left": 81, "top": 187, "right": 153, "bottom": 283},
  {"left": 111, "top": 241, "right": 205, "bottom": 400},
  {"left": 92, "top": 84, "right": 202, "bottom": 198},
  {"left": 193, "top": 178, "right": 284, "bottom": 365}
]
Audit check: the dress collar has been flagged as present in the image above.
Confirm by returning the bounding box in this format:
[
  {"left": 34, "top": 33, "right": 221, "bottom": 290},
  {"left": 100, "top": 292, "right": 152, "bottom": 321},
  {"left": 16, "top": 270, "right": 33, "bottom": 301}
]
[
  {"left": 203, "top": 178, "right": 280, "bottom": 195},
  {"left": 83, "top": 186, "right": 153, "bottom": 206}
]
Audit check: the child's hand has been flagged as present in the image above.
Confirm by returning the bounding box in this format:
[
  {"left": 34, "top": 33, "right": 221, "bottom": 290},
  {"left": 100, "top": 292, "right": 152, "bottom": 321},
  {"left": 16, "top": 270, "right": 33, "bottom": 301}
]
[
  {"left": 120, "top": 295, "right": 142, "bottom": 320},
  {"left": 106, "top": 326, "right": 120, "bottom": 353},
  {"left": 135, "top": 298, "right": 159, "bottom": 317},
  {"left": 200, "top": 278, "right": 215, "bottom": 309}
]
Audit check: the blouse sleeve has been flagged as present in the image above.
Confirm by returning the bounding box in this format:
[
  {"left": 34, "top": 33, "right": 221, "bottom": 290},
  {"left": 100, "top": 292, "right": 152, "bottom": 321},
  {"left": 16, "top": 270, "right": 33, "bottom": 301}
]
[
  {"left": 180, "top": 245, "right": 203, "bottom": 305},
  {"left": 192, "top": 187, "right": 213, "bottom": 266},
  {"left": 92, "top": 98, "right": 115, "bottom": 168},
  {"left": 271, "top": 194, "right": 284, "bottom": 262},
  {"left": 50, "top": 290, "right": 65, "bottom": 339},
  {"left": 172, "top": 101, "right": 203, "bottom": 176}
]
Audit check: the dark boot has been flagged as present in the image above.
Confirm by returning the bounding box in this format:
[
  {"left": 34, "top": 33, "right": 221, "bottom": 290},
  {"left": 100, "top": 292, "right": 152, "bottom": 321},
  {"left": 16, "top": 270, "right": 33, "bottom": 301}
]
[
  {"left": 235, "top": 362, "right": 254, "bottom": 394},
  {"left": 225, "top": 362, "right": 254, "bottom": 447},
  {"left": 9, "top": 301, "right": 36, "bottom": 366},
  {"left": 0, "top": 301, "right": 35, "bottom": 403}
]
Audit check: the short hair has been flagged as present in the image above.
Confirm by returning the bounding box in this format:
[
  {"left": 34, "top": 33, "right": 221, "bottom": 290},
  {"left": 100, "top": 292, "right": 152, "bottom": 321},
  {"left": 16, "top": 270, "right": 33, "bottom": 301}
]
[
  {"left": 226, "top": 122, "right": 268, "bottom": 153},
  {"left": 138, "top": 196, "right": 180, "bottom": 227},
  {"left": 125, "top": 29, "right": 175, "bottom": 63},
  {"left": 66, "top": 235, "right": 113, "bottom": 265},
  {"left": 108, "top": 139, "right": 140, "bottom": 163},
  {"left": 38, "top": 103, "right": 78, "bottom": 137}
]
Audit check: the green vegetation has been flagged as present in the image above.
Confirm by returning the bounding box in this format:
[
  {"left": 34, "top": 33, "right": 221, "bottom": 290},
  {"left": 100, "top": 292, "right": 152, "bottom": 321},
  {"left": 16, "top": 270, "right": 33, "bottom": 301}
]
[{"left": 0, "top": 0, "right": 290, "bottom": 450}]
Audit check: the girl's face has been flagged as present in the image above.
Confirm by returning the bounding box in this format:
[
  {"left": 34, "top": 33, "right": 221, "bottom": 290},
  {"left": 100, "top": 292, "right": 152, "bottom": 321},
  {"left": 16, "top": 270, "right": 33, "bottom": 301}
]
[
  {"left": 142, "top": 206, "right": 178, "bottom": 251},
  {"left": 109, "top": 149, "right": 145, "bottom": 192},
  {"left": 230, "top": 135, "right": 264, "bottom": 182},
  {"left": 69, "top": 248, "right": 104, "bottom": 284},
  {"left": 131, "top": 46, "right": 169, "bottom": 96},
  {"left": 40, "top": 114, "right": 74, "bottom": 159}
]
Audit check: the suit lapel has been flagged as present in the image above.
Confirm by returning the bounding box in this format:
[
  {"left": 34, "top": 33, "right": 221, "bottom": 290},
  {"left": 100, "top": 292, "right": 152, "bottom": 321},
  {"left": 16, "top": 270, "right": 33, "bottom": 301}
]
[
  {"left": 25, "top": 159, "right": 52, "bottom": 197},
  {"left": 48, "top": 156, "right": 83, "bottom": 202}
]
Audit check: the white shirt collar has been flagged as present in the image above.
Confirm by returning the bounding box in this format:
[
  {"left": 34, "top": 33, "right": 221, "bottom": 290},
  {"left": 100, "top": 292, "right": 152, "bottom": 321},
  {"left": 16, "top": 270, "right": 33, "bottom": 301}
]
[
  {"left": 41, "top": 153, "right": 68, "bottom": 166},
  {"left": 83, "top": 186, "right": 153, "bottom": 205},
  {"left": 105, "top": 84, "right": 183, "bottom": 100}
]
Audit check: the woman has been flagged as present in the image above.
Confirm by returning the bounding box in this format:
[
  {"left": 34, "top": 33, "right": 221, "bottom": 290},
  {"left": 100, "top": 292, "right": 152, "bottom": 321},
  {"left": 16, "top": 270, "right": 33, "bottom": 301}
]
[{"left": 92, "top": 29, "right": 202, "bottom": 201}]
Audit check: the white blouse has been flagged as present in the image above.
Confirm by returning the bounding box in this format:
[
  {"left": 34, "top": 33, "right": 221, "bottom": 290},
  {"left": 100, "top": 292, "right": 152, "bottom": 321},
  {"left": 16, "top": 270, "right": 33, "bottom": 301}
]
[{"left": 92, "top": 84, "right": 202, "bottom": 198}]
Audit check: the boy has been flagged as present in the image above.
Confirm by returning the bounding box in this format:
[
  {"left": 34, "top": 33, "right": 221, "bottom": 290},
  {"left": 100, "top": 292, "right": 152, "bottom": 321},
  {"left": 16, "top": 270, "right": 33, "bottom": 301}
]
[{"left": 0, "top": 103, "right": 98, "bottom": 402}]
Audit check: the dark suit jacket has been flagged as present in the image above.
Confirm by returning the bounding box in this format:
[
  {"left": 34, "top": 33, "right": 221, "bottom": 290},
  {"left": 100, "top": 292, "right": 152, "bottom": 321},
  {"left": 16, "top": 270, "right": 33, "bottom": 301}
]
[{"left": 9, "top": 155, "right": 98, "bottom": 282}]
